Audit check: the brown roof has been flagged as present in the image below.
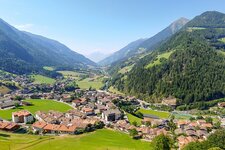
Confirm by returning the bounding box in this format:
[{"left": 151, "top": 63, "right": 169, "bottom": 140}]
[
  {"left": 32, "top": 121, "right": 47, "bottom": 129},
  {"left": 82, "top": 107, "right": 93, "bottom": 112},
  {"left": 43, "top": 124, "right": 61, "bottom": 131},
  {"left": 0, "top": 122, "right": 9, "bottom": 129},
  {"left": 59, "top": 125, "right": 77, "bottom": 132},
  {"left": 13, "top": 110, "right": 31, "bottom": 117},
  {"left": 5, "top": 122, "right": 19, "bottom": 130}
]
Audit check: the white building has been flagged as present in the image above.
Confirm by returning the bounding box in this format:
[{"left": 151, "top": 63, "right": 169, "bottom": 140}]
[{"left": 12, "top": 110, "right": 34, "bottom": 124}]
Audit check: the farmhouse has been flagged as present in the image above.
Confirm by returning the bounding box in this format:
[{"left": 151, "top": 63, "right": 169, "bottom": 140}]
[{"left": 12, "top": 110, "right": 34, "bottom": 124}]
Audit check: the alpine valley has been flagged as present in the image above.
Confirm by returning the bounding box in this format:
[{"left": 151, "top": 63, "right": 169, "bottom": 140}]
[{"left": 1, "top": 8, "right": 225, "bottom": 150}]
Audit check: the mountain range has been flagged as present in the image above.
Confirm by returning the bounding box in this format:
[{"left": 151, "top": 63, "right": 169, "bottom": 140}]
[
  {"left": 0, "top": 18, "right": 96, "bottom": 74},
  {"left": 99, "top": 17, "right": 189, "bottom": 66}
]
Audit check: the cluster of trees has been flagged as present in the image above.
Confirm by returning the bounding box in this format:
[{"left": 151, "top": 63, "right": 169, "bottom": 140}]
[
  {"left": 177, "top": 98, "right": 225, "bottom": 110},
  {"left": 112, "top": 99, "right": 143, "bottom": 119}
]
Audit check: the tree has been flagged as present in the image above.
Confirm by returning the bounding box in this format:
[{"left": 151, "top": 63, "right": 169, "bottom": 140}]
[
  {"left": 189, "top": 117, "right": 195, "bottom": 121},
  {"left": 207, "top": 129, "right": 225, "bottom": 149},
  {"left": 208, "top": 147, "right": 222, "bottom": 150},
  {"left": 183, "top": 142, "right": 205, "bottom": 150},
  {"left": 152, "top": 134, "right": 171, "bottom": 150},
  {"left": 205, "top": 117, "right": 213, "bottom": 124},
  {"left": 129, "top": 128, "right": 138, "bottom": 138},
  {"left": 168, "top": 115, "right": 176, "bottom": 134},
  {"left": 132, "top": 121, "right": 138, "bottom": 127},
  {"left": 214, "top": 121, "right": 221, "bottom": 129}
]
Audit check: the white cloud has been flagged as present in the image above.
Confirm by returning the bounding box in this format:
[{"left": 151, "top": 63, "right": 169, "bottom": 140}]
[{"left": 14, "top": 23, "right": 34, "bottom": 31}]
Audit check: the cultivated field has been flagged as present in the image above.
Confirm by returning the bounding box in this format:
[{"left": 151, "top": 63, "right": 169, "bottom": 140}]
[
  {"left": 31, "top": 75, "right": 56, "bottom": 84},
  {"left": 0, "top": 99, "right": 72, "bottom": 120},
  {"left": 0, "top": 129, "right": 151, "bottom": 150}
]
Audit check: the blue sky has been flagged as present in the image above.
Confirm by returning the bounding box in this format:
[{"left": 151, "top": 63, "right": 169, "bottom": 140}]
[{"left": 0, "top": 0, "right": 225, "bottom": 56}]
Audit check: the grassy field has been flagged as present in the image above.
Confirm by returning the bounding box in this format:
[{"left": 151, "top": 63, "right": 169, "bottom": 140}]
[
  {"left": 138, "top": 108, "right": 170, "bottom": 119},
  {"left": 43, "top": 66, "right": 55, "bottom": 71},
  {"left": 145, "top": 51, "right": 174, "bottom": 69},
  {"left": 126, "top": 113, "right": 142, "bottom": 125},
  {"left": 0, "top": 99, "right": 72, "bottom": 120},
  {"left": 118, "top": 64, "right": 134, "bottom": 74},
  {"left": 0, "top": 129, "right": 152, "bottom": 150},
  {"left": 77, "top": 77, "right": 103, "bottom": 90},
  {"left": 0, "top": 86, "right": 10, "bottom": 94},
  {"left": 58, "top": 71, "right": 86, "bottom": 80},
  {"left": 31, "top": 75, "right": 56, "bottom": 84}
]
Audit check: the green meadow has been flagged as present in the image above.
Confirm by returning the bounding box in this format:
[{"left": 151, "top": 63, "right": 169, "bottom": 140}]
[
  {"left": 31, "top": 75, "right": 56, "bottom": 84},
  {"left": 126, "top": 113, "right": 142, "bottom": 125},
  {"left": 145, "top": 51, "right": 174, "bottom": 69},
  {"left": 138, "top": 108, "right": 170, "bottom": 119},
  {"left": 0, "top": 99, "right": 72, "bottom": 120},
  {"left": 0, "top": 129, "right": 152, "bottom": 150},
  {"left": 43, "top": 66, "right": 55, "bottom": 71}
]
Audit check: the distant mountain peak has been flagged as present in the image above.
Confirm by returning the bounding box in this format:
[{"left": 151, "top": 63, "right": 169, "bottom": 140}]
[{"left": 169, "top": 17, "right": 189, "bottom": 33}]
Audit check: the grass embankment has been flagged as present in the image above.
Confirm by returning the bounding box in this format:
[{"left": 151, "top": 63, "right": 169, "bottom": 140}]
[
  {"left": 0, "top": 129, "right": 152, "bottom": 150},
  {"left": 31, "top": 75, "right": 56, "bottom": 84},
  {"left": 0, "top": 99, "right": 72, "bottom": 120},
  {"left": 126, "top": 113, "right": 142, "bottom": 125}
]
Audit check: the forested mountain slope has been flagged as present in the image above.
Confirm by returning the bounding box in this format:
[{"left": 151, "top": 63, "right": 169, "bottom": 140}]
[{"left": 108, "top": 11, "right": 225, "bottom": 105}]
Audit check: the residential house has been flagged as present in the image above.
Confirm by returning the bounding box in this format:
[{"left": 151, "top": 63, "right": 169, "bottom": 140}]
[
  {"left": 82, "top": 107, "right": 94, "bottom": 116},
  {"left": 32, "top": 121, "right": 47, "bottom": 133},
  {"left": 12, "top": 110, "right": 34, "bottom": 124},
  {"left": 102, "top": 109, "right": 122, "bottom": 122}
]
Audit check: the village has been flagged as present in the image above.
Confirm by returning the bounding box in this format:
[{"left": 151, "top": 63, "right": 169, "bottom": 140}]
[{"left": 0, "top": 72, "right": 225, "bottom": 149}]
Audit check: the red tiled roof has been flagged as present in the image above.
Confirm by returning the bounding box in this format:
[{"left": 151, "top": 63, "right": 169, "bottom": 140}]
[
  {"left": 32, "top": 121, "right": 47, "bottom": 129},
  {"left": 13, "top": 110, "right": 31, "bottom": 117}
]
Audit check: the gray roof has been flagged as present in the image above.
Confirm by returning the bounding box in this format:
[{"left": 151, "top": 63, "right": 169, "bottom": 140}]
[{"left": 103, "top": 109, "right": 121, "bottom": 116}]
